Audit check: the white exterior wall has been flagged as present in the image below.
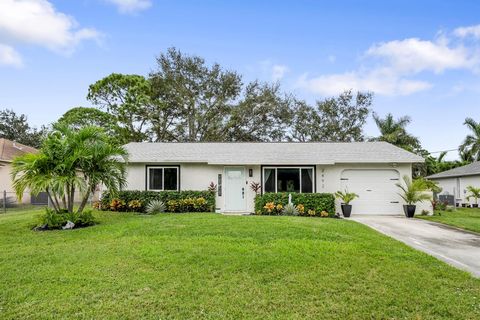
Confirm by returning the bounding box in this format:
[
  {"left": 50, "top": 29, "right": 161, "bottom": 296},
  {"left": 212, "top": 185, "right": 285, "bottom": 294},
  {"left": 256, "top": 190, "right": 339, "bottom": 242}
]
[
  {"left": 0, "top": 162, "right": 32, "bottom": 204},
  {"left": 125, "top": 163, "right": 261, "bottom": 212},
  {"left": 125, "top": 162, "right": 431, "bottom": 214},
  {"left": 434, "top": 175, "right": 480, "bottom": 205}
]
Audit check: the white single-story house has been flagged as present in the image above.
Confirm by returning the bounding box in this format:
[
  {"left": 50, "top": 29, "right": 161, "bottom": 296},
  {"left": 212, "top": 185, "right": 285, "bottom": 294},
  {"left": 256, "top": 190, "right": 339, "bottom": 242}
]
[
  {"left": 123, "top": 141, "right": 429, "bottom": 215},
  {"left": 427, "top": 161, "right": 480, "bottom": 206}
]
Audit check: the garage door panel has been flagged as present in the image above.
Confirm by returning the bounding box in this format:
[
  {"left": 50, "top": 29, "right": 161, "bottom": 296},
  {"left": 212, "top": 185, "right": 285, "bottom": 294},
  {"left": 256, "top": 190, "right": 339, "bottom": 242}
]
[{"left": 340, "top": 169, "right": 402, "bottom": 215}]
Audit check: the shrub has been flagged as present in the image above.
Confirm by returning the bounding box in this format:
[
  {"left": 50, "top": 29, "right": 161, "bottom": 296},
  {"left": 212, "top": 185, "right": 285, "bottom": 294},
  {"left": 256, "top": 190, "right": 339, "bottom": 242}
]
[
  {"left": 110, "top": 198, "right": 126, "bottom": 211},
  {"left": 128, "top": 200, "right": 142, "bottom": 211},
  {"left": 37, "top": 208, "right": 97, "bottom": 230},
  {"left": 282, "top": 203, "right": 299, "bottom": 216},
  {"left": 145, "top": 200, "right": 166, "bottom": 214},
  {"left": 320, "top": 210, "right": 329, "bottom": 217},
  {"left": 101, "top": 190, "right": 215, "bottom": 213},
  {"left": 255, "top": 193, "right": 335, "bottom": 217}
]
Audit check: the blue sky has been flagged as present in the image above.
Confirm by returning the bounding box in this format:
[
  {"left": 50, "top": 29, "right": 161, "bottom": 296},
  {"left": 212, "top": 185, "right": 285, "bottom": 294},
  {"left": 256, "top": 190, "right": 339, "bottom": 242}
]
[{"left": 1, "top": 0, "right": 480, "bottom": 159}]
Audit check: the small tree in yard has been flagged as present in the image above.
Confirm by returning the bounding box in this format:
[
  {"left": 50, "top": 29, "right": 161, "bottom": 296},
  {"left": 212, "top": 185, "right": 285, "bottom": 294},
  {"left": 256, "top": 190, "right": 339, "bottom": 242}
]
[
  {"left": 11, "top": 125, "right": 127, "bottom": 215},
  {"left": 466, "top": 186, "right": 480, "bottom": 207}
]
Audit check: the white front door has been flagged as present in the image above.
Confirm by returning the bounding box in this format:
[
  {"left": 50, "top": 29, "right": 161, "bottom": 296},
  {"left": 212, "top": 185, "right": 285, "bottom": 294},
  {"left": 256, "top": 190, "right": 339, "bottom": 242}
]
[
  {"left": 224, "top": 167, "right": 246, "bottom": 211},
  {"left": 340, "top": 169, "right": 402, "bottom": 215}
]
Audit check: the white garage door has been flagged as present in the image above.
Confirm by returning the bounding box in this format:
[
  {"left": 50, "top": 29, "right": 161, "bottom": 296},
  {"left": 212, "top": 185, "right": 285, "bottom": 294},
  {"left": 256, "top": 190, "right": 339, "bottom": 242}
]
[{"left": 340, "top": 169, "right": 402, "bottom": 215}]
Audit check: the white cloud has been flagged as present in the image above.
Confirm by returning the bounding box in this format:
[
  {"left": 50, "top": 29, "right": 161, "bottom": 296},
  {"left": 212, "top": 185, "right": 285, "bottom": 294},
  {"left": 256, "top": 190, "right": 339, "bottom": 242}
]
[
  {"left": 0, "top": 44, "right": 22, "bottom": 67},
  {"left": 454, "top": 24, "right": 480, "bottom": 39},
  {"left": 297, "top": 69, "right": 432, "bottom": 96},
  {"left": 105, "top": 0, "right": 152, "bottom": 14},
  {"left": 0, "top": 0, "right": 101, "bottom": 64},
  {"left": 298, "top": 26, "right": 480, "bottom": 96},
  {"left": 271, "top": 64, "right": 289, "bottom": 81},
  {"left": 366, "top": 38, "right": 475, "bottom": 74}
]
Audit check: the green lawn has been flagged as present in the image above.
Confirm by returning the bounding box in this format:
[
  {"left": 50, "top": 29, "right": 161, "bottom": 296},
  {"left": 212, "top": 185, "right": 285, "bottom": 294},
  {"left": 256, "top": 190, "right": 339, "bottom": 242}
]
[
  {"left": 418, "top": 208, "right": 480, "bottom": 233},
  {"left": 1, "top": 210, "right": 479, "bottom": 319}
]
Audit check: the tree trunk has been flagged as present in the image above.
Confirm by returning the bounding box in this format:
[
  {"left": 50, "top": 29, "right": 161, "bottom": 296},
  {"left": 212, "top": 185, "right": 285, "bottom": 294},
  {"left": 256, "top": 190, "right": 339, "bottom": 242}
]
[
  {"left": 61, "top": 195, "right": 67, "bottom": 210},
  {"left": 77, "top": 186, "right": 93, "bottom": 214},
  {"left": 68, "top": 185, "right": 75, "bottom": 213},
  {"left": 46, "top": 189, "right": 59, "bottom": 213}
]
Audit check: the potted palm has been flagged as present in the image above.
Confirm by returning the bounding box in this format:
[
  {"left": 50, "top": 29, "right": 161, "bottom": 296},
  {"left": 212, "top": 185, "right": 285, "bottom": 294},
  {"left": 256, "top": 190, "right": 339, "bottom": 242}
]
[
  {"left": 396, "top": 175, "right": 432, "bottom": 218},
  {"left": 466, "top": 186, "right": 480, "bottom": 208},
  {"left": 334, "top": 190, "right": 359, "bottom": 218}
]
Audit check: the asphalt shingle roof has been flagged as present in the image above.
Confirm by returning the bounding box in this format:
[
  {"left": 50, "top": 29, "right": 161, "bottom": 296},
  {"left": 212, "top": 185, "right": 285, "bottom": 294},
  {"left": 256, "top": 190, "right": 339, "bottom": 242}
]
[
  {"left": 0, "top": 138, "right": 37, "bottom": 162},
  {"left": 427, "top": 161, "right": 480, "bottom": 179},
  {"left": 124, "top": 142, "right": 424, "bottom": 165}
]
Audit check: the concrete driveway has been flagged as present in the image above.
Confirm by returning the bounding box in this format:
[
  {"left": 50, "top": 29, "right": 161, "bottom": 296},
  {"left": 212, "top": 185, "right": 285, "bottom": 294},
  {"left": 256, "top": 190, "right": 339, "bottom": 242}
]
[{"left": 351, "top": 216, "right": 480, "bottom": 277}]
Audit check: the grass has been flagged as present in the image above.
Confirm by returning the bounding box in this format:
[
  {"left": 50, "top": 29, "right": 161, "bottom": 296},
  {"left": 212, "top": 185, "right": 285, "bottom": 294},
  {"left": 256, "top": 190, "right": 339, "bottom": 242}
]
[
  {"left": 0, "top": 210, "right": 479, "bottom": 319},
  {"left": 417, "top": 208, "right": 480, "bottom": 233}
]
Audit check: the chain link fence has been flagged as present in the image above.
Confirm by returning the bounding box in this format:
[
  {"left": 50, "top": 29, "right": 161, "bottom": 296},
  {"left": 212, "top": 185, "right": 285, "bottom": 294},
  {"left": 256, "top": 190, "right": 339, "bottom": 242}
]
[
  {"left": 1, "top": 190, "right": 101, "bottom": 213},
  {"left": 1, "top": 191, "right": 48, "bottom": 213}
]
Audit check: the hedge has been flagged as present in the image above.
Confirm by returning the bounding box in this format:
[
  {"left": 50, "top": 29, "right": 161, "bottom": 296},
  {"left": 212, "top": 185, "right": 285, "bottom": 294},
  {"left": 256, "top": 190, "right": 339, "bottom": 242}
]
[
  {"left": 254, "top": 192, "right": 335, "bottom": 217},
  {"left": 100, "top": 190, "right": 216, "bottom": 213}
]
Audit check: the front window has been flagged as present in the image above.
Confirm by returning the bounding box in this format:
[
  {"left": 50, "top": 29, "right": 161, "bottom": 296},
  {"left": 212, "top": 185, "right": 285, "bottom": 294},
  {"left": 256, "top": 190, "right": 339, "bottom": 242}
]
[
  {"left": 147, "top": 167, "right": 179, "bottom": 191},
  {"left": 263, "top": 167, "right": 314, "bottom": 193}
]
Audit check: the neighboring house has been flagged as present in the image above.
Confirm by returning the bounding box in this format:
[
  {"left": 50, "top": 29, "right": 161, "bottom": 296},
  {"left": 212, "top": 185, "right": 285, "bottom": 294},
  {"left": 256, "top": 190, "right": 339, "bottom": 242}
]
[
  {"left": 124, "top": 142, "right": 428, "bottom": 215},
  {"left": 427, "top": 161, "right": 480, "bottom": 206},
  {"left": 0, "top": 138, "right": 44, "bottom": 205}
]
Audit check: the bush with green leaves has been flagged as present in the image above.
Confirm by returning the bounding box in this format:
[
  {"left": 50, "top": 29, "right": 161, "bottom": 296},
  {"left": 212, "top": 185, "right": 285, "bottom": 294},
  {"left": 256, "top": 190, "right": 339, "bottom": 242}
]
[
  {"left": 146, "top": 200, "right": 166, "bottom": 214},
  {"left": 101, "top": 190, "right": 215, "bottom": 213},
  {"left": 38, "top": 208, "right": 97, "bottom": 230},
  {"left": 255, "top": 193, "right": 335, "bottom": 217}
]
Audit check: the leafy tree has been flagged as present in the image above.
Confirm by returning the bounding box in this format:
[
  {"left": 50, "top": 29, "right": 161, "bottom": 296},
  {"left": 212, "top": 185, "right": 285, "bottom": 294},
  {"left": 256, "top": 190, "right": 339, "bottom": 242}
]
[
  {"left": 87, "top": 73, "right": 153, "bottom": 143},
  {"left": 460, "top": 117, "right": 480, "bottom": 161},
  {"left": 11, "top": 126, "right": 127, "bottom": 214},
  {"left": 224, "top": 81, "right": 294, "bottom": 141},
  {"left": 149, "top": 47, "right": 242, "bottom": 141},
  {"left": 58, "top": 107, "right": 114, "bottom": 129},
  {"left": 371, "top": 112, "right": 420, "bottom": 151},
  {"left": 291, "top": 90, "right": 372, "bottom": 142},
  {"left": 0, "top": 109, "right": 46, "bottom": 148},
  {"left": 57, "top": 107, "right": 120, "bottom": 140}
]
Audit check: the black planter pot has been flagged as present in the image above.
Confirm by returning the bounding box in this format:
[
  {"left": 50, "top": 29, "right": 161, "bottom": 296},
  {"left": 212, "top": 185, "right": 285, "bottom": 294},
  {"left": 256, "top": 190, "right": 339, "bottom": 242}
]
[
  {"left": 403, "top": 205, "right": 416, "bottom": 218},
  {"left": 341, "top": 204, "right": 352, "bottom": 218}
]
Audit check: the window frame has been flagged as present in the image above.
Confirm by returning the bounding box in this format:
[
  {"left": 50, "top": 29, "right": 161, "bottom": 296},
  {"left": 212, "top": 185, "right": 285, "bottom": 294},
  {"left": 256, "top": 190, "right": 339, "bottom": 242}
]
[
  {"left": 145, "top": 165, "right": 180, "bottom": 191},
  {"left": 261, "top": 165, "right": 316, "bottom": 194}
]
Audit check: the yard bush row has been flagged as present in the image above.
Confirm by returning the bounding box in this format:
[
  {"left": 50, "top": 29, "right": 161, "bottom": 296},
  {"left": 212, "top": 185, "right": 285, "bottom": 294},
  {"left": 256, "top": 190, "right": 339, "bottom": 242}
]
[
  {"left": 255, "top": 193, "right": 336, "bottom": 217},
  {"left": 99, "top": 190, "right": 216, "bottom": 213}
]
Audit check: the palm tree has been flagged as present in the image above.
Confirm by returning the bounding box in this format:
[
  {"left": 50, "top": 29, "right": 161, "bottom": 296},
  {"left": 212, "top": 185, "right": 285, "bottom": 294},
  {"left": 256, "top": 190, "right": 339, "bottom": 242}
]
[
  {"left": 466, "top": 186, "right": 480, "bottom": 206},
  {"left": 372, "top": 112, "right": 420, "bottom": 151},
  {"left": 11, "top": 125, "right": 127, "bottom": 214},
  {"left": 75, "top": 127, "right": 128, "bottom": 213},
  {"left": 459, "top": 148, "right": 474, "bottom": 163},
  {"left": 396, "top": 175, "right": 432, "bottom": 205},
  {"left": 460, "top": 118, "right": 480, "bottom": 161}
]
